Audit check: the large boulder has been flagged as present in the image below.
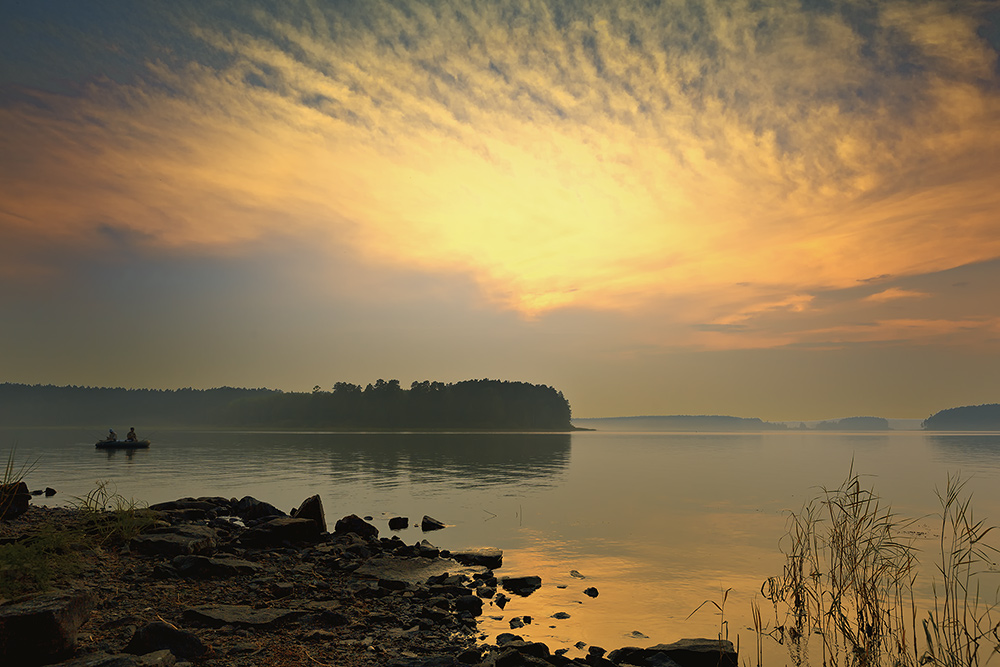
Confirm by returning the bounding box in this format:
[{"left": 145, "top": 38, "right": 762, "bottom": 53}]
[
  {"left": 421, "top": 515, "right": 446, "bottom": 531},
  {"left": 0, "top": 589, "right": 94, "bottom": 666},
  {"left": 0, "top": 481, "right": 31, "bottom": 520},
  {"left": 291, "top": 494, "right": 327, "bottom": 533},
  {"left": 608, "top": 638, "right": 738, "bottom": 667}
]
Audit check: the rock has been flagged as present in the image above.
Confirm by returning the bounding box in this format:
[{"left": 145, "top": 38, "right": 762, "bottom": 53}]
[
  {"left": 630, "top": 630, "right": 650, "bottom": 639},
  {"left": 589, "top": 646, "right": 607, "bottom": 658},
  {"left": 454, "top": 595, "right": 483, "bottom": 616},
  {"left": 388, "top": 516, "right": 409, "bottom": 530},
  {"left": 148, "top": 499, "right": 219, "bottom": 513},
  {"left": 0, "top": 481, "right": 31, "bottom": 519},
  {"left": 291, "top": 494, "right": 327, "bottom": 532},
  {"left": 509, "top": 617, "right": 524, "bottom": 629},
  {"left": 233, "top": 495, "right": 286, "bottom": 521},
  {"left": 129, "top": 525, "right": 218, "bottom": 557},
  {"left": 608, "top": 638, "right": 738, "bottom": 667},
  {"left": 45, "top": 487, "right": 57, "bottom": 497},
  {"left": 47, "top": 652, "right": 143, "bottom": 666},
  {"left": 494, "top": 593, "right": 510, "bottom": 609},
  {"left": 334, "top": 514, "right": 379, "bottom": 539},
  {"left": 171, "top": 554, "right": 262, "bottom": 578},
  {"left": 584, "top": 586, "right": 599, "bottom": 597},
  {"left": 570, "top": 569, "right": 586, "bottom": 579},
  {"left": 0, "top": 589, "right": 94, "bottom": 666},
  {"left": 124, "top": 621, "right": 208, "bottom": 660},
  {"left": 552, "top": 611, "right": 571, "bottom": 619},
  {"left": 451, "top": 547, "right": 503, "bottom": 569},
  {"left": 182, "top": 604, "right": 306, "bottom": 628},
  {"left": 500, "top": 575, "right": 542, "bottom": 597},
  {"left": 421, "top": 515, "right": 446, "bottom": 531},
  {"left": 240, "top": 517, "right": 321, "bottom": 546}
]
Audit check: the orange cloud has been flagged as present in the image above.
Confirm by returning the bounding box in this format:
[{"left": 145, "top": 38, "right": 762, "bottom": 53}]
[{"left": 2, "top": 0, "right": 998, "bottom": 340}]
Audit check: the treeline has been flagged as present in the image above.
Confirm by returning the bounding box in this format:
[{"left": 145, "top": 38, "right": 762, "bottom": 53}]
[
  {"left": 224, "top": 379, "right": 572, "bottom": 430},
  {"left": 922, "top": 404, "right": 1000, "bottom": 431},
  {"left": 0, "top": 380, "right": 573, "bottom": 431},
  {"left": 815, "top": 416, "right": 890, "bottom": 431}
]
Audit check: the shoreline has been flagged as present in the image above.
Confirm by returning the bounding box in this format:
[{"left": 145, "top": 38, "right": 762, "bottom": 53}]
[{"left": 0, "top": 496, "right": 734, "bottom": 667}]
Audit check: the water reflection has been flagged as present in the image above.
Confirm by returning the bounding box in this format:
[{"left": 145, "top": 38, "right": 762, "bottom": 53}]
[{"left": 928, "top": 434, "right": 1000, "bottom": 469}]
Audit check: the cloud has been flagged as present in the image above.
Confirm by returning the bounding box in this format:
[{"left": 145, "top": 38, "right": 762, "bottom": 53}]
[
  {"left": 864, "top": 288, "right": 930, "bottom": 303},
  {"left": 2, "top": 0, "right": 999, "bottom": 341}
]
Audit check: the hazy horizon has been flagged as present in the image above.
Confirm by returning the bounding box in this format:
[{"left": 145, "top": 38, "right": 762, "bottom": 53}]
[{"left": 3, "top": 1, "right": 999, "bottom": 422}]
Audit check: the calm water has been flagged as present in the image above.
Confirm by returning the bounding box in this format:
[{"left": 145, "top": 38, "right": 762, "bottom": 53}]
[{"left": 5, "top": 428, "right": 1000, "bottom": 660}]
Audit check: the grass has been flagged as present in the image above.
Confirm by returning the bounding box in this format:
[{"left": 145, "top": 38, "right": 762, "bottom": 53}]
[
  {"left": 0, "top": 473, "right": 157, "bottom": 599},
  {"left": 70, "top": 480, "right": 158, "bottom": 546},
  {"left": 0, "top": 444, "right": 39, "bottom": 520},
  {"left": 760, "top": 470, "right": 1000, "bottom": 667}
]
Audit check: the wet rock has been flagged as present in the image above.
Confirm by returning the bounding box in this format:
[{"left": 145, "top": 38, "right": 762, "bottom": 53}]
[
  {"left": 494, "top": 592, "right": 510, "bottom": 609},
  {"left": 421, "top": 515, "right": 446, "bottom": 531},
  {"left": 0, "top": 481, "right": 31, "bottom": 519},
  {"left": 45, "top": 487, "right": 57, "bottom": 497},
  {"left": 123, "top": 621, "right": 207, "bottom": 660},
  {"left": 552, "top": 611, "right": 571, "bottom": 619},
  {"left": 0, "top": 589, "right": 94, "bottom": 666},
  {"left": 148, "top": 498, "right": 219, "bottom": 513},
  {"left": 630, "top": 630, "right": 650, "bottom": 639},
  {"left": 509, "top": 617, "right": 524, "bottom": 629},
  {"left": 500, "top": 575, "right": 542, "bottom": 596},
  {"left": 129, "top": 525, "right": 217, "bottom": 557},
  {"left": 570, "top": 569, "right": 586, "bottom": 579},
  {"left": 454, "top": 595, "right": 483, "bottom": 616},
  {"left": 334, "top": 513, "right": 379, "bottom": 539},
  {"left": 388, "top": 516, "right": 409, "bottom": 530},
  {"left": 608, "top": 638, "right": 738, "bottom": 667},
  {"left": 451, "top": 547, "right": 503, "bottom": 569},
  {"left": 291, "top": 494, "right": 327, "bottom": 533},
  {"left": 584, "top": 586, "right": 599, "bottom": 598}
]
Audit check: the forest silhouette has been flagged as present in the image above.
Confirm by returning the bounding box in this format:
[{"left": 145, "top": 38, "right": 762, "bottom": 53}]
[{"left": 0, "top": 380, "right": 573, "bottom": 431}]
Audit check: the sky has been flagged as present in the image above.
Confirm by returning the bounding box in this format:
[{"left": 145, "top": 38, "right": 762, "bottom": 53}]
[{"left": 1, "top": 0, "right": 999, "bottom": 421}]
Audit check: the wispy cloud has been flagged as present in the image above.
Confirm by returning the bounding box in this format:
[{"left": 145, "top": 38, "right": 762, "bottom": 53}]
[{"left": 2, "top": 0, "right": 998, "bottom": 342}]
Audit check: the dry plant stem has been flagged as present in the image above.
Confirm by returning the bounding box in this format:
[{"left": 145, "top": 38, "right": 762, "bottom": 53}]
[
  {"left": 764, "top": 468, "right": 920, "bottom": 667},
  {"left": 922, "top": 476, "right": 1000, "bottom": 667}
]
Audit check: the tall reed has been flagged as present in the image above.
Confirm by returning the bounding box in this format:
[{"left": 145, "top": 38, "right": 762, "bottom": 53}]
[
  {"left": 762, "top": 471, "right": 1000, "bottom": 667},
  {"left": 922, "top": 476, "right": 1000, "bottom": 667}
]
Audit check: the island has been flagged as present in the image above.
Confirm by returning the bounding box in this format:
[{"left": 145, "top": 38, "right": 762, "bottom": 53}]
[{"left": 922, "top": 403, "right": 1000, "bottom": 431}]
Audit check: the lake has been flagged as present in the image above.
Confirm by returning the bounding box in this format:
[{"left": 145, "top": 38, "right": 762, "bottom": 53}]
[{"left": 4, "top": 427, "right": 1000, "bottom": 661}]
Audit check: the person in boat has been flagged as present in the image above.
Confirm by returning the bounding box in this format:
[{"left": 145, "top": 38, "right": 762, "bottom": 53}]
[
  {"left": 106, "top": 428, "right": 117, "bottom": 442},
  {"left": 126, "top": 427, "right": 137, "bottom": 442}
]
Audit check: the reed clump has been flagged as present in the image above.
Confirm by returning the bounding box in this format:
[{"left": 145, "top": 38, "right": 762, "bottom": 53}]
[
  {"left": 762, "top": 471, "right": 1000, "bottom": 667},
  {"left": 71, "top": 480, "right": 157, "bottom": 546}
]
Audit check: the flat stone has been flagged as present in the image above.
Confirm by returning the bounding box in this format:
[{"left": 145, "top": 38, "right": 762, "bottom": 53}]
[
  {"left": 355, "top": 555, "right": 486, "bottom": 585},
  {"left": 129, "top": 525, "right": 217, "bottom": 557},
  {"left": 181, "top": 604, "right": 306, "bottom": 628},
  {"left": 451, "top": 547, "right": 503, "bottom": 569},
  {"left": 608, "top": 638, "right": 738, "bottom": 667}
]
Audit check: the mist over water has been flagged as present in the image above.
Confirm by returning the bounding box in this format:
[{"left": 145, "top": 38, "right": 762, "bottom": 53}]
[{"left": 5, "top": 428, "right": 1000, "bottom": 659}]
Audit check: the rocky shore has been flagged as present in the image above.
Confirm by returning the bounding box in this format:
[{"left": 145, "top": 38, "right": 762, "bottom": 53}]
[{"left": 0, "top": 493, "right": 737, "bottom": 667}]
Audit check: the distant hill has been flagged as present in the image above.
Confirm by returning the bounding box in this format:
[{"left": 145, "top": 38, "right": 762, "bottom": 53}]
[
  {"left": 922, "top": 404, "right": 1000, "bottom": 431},
  {"left": 571, "top": 415, "right": 788, "bottom": 432},
  {"left": 815, "top": 416, "right": 890, "bottom": 431}
]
